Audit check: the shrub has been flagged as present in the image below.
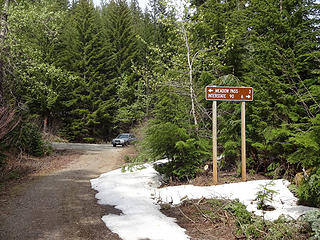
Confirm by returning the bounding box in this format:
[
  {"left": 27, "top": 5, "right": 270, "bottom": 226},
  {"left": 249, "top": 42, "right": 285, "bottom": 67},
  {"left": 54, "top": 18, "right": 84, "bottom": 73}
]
[
  {"left": 225, "top": 200, "right": 306, "bottom": 239},
  {"left": 255, "top": 181, "right": 278, "bottom": 210},
  {"left": 4, "top": 119, "right": 51, "bottom": 157},
  {"left": 225, "top": 200, "right": 253, "bottom": 225},
  {"left": 145, "top": 122, "right": 189, "bottom": 160},
  {"left": 297, "top": 167, "right": 320, "bottom": 208},
  {"left": 144, "top": 121, "right": 211, "bottom": 181},
  {"left": 155, "top": 138, "right": 211, "bottom": 181},
  {"left": 225, "top": 200, "right": 263, "bottom": 238},
  {"left": 303, "top": 210, "right": 320, "bottom": 240}
]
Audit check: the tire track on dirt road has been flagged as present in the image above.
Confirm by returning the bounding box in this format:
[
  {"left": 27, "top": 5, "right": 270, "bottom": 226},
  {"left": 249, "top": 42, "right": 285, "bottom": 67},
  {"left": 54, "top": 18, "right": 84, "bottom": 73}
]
[{"left": 0, "top": 144, "right": 128, "bottom": 240}]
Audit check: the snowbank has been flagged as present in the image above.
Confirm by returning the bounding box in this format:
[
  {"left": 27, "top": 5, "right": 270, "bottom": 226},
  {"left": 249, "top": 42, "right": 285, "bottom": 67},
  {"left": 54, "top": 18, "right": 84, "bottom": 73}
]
[
  {"left": 91, "top": 162, "right": 317, "bottom": 240},
  {"left": 156, "top": 179, "right": 316, "bottom": 221},
  {"left": 91, "top": 163, "right": 189, "bottom": 240}
]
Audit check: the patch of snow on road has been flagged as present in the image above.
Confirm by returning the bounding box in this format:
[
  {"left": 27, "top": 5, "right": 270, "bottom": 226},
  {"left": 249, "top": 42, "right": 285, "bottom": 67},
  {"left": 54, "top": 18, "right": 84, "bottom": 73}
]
[
  {"left": 90, "top": 163, "right": 189, "bottom": 240},
  {"left": 91, "top": 161, "right": 317, "bottom": 240}
]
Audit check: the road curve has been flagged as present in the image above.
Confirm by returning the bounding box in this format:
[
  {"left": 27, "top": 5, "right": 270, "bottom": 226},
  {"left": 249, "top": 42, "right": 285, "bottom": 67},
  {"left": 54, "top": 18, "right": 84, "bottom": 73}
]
[{"left": 0, "top": 144, "right": 125, "bottom": 240}]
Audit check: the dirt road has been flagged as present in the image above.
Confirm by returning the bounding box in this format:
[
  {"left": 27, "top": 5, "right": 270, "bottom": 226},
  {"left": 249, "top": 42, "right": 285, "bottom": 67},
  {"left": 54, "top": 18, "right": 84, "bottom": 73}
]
[{"left": 0, "top": 144, "right": 128, "bottom": 240}]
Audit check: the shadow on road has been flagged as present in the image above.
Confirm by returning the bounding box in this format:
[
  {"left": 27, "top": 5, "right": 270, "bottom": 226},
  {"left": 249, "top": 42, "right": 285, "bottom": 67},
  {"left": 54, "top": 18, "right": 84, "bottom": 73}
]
[
  {"left": 0, "top": 164, "right": 122, "bottom": 240},
  {"left": 51, "top": 142, "right": 114, "bottom": 151}
]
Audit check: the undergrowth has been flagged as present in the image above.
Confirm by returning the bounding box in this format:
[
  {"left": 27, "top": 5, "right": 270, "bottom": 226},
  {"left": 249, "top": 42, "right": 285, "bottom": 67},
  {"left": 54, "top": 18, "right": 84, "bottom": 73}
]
[
  {"left": 297, "top": 167, "right": 320, "bottom": 208},
  {"left": 302, "top": 210, "right": 320, "bottom": 240},
  {"left": 163, "top": 199, "right": 312, "bottom": 240},
  {"left": 225, "top": 200, "right": 307, "bottom": 239}
]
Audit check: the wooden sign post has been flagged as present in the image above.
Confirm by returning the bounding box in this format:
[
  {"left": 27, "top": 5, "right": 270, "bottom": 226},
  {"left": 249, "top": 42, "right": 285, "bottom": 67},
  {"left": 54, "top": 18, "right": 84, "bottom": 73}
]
[
  {"left": 212, "top": 101, "right": 218, "bottom": 185},
  {"left": 241, "top": 102, "right": 246, "bottom": 181},
  {"left": 206, "top": 86, "right": 253, "bottom": 184}
]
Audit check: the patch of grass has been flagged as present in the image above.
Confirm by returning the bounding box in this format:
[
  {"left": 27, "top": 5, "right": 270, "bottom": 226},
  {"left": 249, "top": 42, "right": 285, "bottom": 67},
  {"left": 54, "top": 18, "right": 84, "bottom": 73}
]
[{"left": 124, "top": 155, "right": 131, "bottom": 163}]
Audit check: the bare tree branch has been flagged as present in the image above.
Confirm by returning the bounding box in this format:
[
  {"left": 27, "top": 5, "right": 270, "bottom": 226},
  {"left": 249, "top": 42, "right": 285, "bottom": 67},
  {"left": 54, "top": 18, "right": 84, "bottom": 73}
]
[
  {"left": 181, "top": 24, "right": 198, "bottom": 129},
  {"left": 0, "top": 106, "right": 20, "bottom": 140}
]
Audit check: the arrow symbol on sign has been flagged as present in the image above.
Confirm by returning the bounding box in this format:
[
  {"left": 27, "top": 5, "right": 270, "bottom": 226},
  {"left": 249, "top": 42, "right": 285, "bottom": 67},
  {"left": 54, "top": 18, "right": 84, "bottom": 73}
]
[
  {"left": 246, "top": 95, "right": 250, "bottom": 98},
  {"left": 208, "top": 89, "right": 214, "bottom": 93}
]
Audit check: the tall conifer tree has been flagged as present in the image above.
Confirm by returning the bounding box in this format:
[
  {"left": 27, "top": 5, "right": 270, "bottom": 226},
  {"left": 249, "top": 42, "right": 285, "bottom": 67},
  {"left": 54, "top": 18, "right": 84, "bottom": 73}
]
[
  {"left": 55, "top": 0, "right": 116, "bottom": 141},
  {"left": 102, "top": 0, "right": 142, "bottom": 131}
]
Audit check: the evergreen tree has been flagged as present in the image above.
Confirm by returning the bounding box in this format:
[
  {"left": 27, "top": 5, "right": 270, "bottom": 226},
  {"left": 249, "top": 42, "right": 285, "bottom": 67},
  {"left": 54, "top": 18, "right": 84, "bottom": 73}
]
[
  {"left": 55, "top": 0, "right": 117, "bottom": 141},
  {"left": 103, "top": 0, "right": 138, "bottom": 77},
  {"left": 147, "top": 0, "right": 172, "bottom": 46},
  {"left": 240, "top": 0, "right": 319, "bottom": 172},
  {"left": 102, "top": 0, "right": 142, "bottom": 132}
]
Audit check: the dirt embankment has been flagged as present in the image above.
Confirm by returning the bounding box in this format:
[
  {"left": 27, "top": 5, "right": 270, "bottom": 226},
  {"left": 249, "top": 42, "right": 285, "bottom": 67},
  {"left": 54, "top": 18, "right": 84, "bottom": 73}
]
[{"left": 0, "top": 145, "right": 133, "bottom": 240}]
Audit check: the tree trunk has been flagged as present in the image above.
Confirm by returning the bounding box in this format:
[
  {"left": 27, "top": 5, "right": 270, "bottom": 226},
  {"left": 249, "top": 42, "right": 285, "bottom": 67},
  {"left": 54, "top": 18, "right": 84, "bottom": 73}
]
[
  {"left": 0, "top": 0, "right": 10, "bottom": 100},
  {"left": 0, "top": 0, "right": 9, "bottom": 41},
  {"left": 182, "top": 25, "right": 198, "bottom": 130},
  {"left": 43, "top": 116, "right": 48, "bottom": 133}
]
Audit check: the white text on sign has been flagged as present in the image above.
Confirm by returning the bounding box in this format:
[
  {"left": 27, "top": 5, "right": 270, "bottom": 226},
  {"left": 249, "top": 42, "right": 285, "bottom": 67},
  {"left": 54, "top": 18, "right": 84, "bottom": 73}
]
[{"left": 206, "top": 86, "right": 253, "bottom": 101}]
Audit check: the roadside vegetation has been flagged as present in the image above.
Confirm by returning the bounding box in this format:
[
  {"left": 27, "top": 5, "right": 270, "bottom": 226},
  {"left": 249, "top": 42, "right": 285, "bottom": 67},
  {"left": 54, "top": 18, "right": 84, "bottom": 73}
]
[{"left": 161, "top": 198, "right": 320, "bottom": 240}]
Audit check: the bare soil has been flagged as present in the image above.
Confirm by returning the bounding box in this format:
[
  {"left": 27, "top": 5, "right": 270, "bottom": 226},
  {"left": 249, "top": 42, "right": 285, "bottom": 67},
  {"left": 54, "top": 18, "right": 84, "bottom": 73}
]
[
  {"left": 160, "top": 172, "right": 311, "bottom": 240},
  {"left": 0, "top": 145, "right": 134, "bottom": 240},
  {"left": 161, "top": 170, "right": 268, "bottom": 187},
  {"left": 161, "top": 198, "right": 310, "bottom": 240},
  {"left": 161, "top": 199, "right": 238, "bottom": 240}
]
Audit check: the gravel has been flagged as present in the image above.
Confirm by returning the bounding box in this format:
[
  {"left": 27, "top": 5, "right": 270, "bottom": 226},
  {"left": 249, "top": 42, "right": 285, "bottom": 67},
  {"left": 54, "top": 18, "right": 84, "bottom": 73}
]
[{"left": 0, "top": 146, "right": 127, "bottom": 240}]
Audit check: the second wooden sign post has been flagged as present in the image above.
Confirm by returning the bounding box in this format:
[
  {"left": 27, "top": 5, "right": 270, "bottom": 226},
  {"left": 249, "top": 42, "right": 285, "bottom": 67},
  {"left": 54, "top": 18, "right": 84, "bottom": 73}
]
[{"left": 205, "top": 86, "right": 253, "bottom": 185}]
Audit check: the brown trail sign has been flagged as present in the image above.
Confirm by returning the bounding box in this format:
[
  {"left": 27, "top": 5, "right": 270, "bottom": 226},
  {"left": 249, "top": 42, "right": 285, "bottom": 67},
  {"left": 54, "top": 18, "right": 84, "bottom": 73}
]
[
  {"left": 206, "top": 86, "right": 253, "bottom": 101},
  {"left": 206, "top": 86, "right": 253, "bottom": 185}
]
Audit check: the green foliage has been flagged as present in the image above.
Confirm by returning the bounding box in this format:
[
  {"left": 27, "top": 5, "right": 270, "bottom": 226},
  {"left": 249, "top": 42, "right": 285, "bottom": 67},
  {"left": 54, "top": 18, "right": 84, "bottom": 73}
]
[
  {"left": 303, "top": 210, "right": 320, "bottom": 240},
  {"left": 2, "top": 0, "right": 320, "bottom": 189},
  {"left": 266, "top": 162, "right": 282, "bottom": 179},
  {"left": 226, "top": 200, "right": 266, "bottom": 238},
  {"left": 145, "top": 122, "right": 188, "bottom": 160},
  {"left": 288, "top": 114, "right": 320, "bottom": 169},
  {"left": 297, "top": 167, "right": 320, "bottom": 208},
  {"left": 189, "top": 0, "right": 320, "bottom": 177},
  {"left": 225, "top": 200, "right": 306, "bottom": 239},
  {"left": 103, "top": 0, "right": 138, "bottom": 77},
  {"left": 225, "top": 200, "right": 253, "bottom": 225},
  {"left": 114, "top": 74, "right": 145, "bottom": 132},
  {"left": 5, "top": 118, "right": 52, "bottom": 157},
  {"left": 156, "top": 138, "right": 210, "bottom": 181},
  {"left": 265, "top": 216, "right": 305, "bottom": 240},
  {"left": 143, "top": 89, "right": 211, "bottom": 180},
  {"left": 53, "top": 0, "right": 119, "bottom": 141},
  {"left": 255, "top": 181, "right": 278, "bottom": 211}
]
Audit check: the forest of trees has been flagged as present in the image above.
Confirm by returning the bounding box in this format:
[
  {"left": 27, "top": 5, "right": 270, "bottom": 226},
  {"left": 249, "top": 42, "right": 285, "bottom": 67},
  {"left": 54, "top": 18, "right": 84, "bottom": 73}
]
[{"left": 0, "top": 0, "right": 319, "bottom": 206}]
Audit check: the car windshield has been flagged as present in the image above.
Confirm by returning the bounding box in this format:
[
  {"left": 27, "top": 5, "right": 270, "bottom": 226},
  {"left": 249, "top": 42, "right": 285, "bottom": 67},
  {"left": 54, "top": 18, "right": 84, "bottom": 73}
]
[{"left": 117, "top": 134, "right": 129, "bottom": 139}]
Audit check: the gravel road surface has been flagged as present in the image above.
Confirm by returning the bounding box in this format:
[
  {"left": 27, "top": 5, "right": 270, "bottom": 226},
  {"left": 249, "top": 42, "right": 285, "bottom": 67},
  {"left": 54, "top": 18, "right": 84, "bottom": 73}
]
[
  {"left": 51, "top": 142, "right": 113, "bottom": 151},
  {"left": 0, "top": 144, "right": 126, "bottom": 240}
]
